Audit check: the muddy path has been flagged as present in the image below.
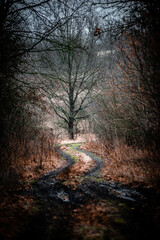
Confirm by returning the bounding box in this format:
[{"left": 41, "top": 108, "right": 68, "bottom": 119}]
[{"left": 8, "top": 144, "right": 160, "bottom": 240}]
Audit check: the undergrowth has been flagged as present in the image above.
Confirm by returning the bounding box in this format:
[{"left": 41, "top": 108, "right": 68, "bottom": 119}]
[
  {"left": 0, "top": 131, "right": 60, "bottom": 187},
  {"left": 81, "top": 139, "right": 160, "bottom": 191}
]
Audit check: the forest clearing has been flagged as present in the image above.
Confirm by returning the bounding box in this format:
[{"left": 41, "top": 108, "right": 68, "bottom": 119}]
[{"left": 0, "top": 1, "right": 160, "bottom": 239}]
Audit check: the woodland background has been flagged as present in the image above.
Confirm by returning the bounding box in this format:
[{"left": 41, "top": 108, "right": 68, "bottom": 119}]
[{"left": 0, "top": 0, "right": 160, "bottom": 188}]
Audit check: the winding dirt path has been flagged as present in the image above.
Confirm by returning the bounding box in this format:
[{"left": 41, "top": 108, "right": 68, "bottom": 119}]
[
  {"left": 72, "top": 146, "right": 104, "bottom": 176},
  {"left": 27, "top": 143, "right": 144, "bottom": 203},
  {"left": 5, "top": 143, "right": 159, "bottom": 240}
]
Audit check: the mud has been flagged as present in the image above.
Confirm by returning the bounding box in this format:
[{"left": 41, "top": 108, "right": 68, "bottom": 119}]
[{"left": 15, "top": 145, "right": 160, "bottom": 240}]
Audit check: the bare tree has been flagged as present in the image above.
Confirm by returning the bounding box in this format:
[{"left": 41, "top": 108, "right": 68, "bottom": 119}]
[
  {"left": 0, "top": 0, "right": 90, "bottom": 182},
  {"left": 0, "top": 0, "right": 88, "bottom": 138},
  {"left": 39, "top": 6, "right": 100, "bottom": 139}
]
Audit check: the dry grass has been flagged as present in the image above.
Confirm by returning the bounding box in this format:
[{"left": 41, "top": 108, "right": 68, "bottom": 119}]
[
  {"left": 81, "top": 141, "right": 108, "bottom": 159},
  {"left": 57, "top": 145, "right": 95, "bottom": 188},
  {"left": 0, "top": 132, "right": 64, "bottom": 186},
  {"left": 59, "top": 133, "right": 97, "bottom": 144},
  {"left": 22, "top": 150, "right": 64, "bottom": 181},
  {"left": 82, "top": 140, "right": 160, "bottom": 189}
]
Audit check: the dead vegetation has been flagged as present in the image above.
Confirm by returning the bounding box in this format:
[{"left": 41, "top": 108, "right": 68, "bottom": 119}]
[
  {"left": 72, "top": 200, "right": 122, "bottom": 240},
  {"left": 81, "top": 139, "right": 160, "bottom": 190},
  {"left": 0, "top": 136, "right": 160, "bottom": 240},
  {"left": 57, "top": 145, "right": 96, "bottom": 188},
  {"left": 0, "top": 132, "right": 64, "bottom": 186},
  {"left": 0, "top": 194, "right": 36, "bottom": 240}
]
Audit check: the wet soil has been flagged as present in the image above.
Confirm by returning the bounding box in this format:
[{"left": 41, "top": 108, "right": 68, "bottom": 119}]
[{"left": 2, "top": 144, "right": 160, "bottom": 240}]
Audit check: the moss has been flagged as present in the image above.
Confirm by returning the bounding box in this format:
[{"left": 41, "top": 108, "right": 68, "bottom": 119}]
[
  {"left": 94, "top": 178, "right": 105, "bottom": 182},
  {"left": 69, "top": 143, "right": 83, "bottom": 148},
  {"left": 73, "top": 155, "right": 79, "bottom": 162},
  {"left": 32, "top": 204, "right": 41, "bottom": 212},
  {"left": 114, "top": 218, "right": 126, "bottom": 224},
  {"left": 61, "top": 156, "right": 65, "bottom": 161},
  {"left": 119, "top": 203, "right": 126, "bottom": 207},
  {"left": 90, "top": 153, "right": 102, "bottom": 161},
  {"left": 24, "top": 179, "right": 35, "bottom": 184}
]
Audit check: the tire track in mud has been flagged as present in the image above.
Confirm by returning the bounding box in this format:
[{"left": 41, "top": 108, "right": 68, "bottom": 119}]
[
  {"left": 22, "top": 145, "right": 104, "bottom": 201},
  {"left": 26, "top": 148, "right": 76, "bottom": 199},
  {"left": 24, "top": 144, "right": 144, "bottom": 203},
  {"left": 72, "top": 147, "right": 144, "bottom": 202},
  {"left": 37, "top": 145, "right": 103, "bottom": 181},
  {"left": 29, "top": 146, "right": 103, "bottom": 200},
  {"left": 16, "top": 145, "right": 155, "bottom": 240},
  {"left": 72, "top": 147, "right": 104, "bottom": 176},
  {"left": 38, "top": 148, "right": 75, "bottom": 180}
]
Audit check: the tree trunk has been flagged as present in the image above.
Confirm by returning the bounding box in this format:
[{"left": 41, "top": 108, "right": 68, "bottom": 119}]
[{"left": 68, "top": 117, "right": 74, "bottom": 139}]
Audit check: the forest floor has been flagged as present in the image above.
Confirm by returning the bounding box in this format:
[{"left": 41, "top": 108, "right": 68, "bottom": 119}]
[{"left": 0, "top": 138, "right": 160, "bottom": 240}]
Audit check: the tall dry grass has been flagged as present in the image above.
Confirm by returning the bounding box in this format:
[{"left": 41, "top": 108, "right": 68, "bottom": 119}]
[
  {"left": 0, "top": 130, "right": 58, "bottom": 186},
  {"left": 82, "top": 139, "right": 160, "bottom": 190}
]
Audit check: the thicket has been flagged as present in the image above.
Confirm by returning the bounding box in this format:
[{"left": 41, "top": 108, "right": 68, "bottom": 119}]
[
  {"left": 0, "top": 0, "right": 91, "bottom": 185},
  {"left": 1, "top": 0, "right": 160, "bottom": 186},
  {"left": 90, "top": 1, "right": 160, "bottom": 150},
  {"left": 0, "top": 0, "right": 57, "bottom": 185}
]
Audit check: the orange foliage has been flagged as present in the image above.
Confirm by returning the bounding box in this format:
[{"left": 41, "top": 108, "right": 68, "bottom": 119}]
[
  {"left": 0, "top": 132, "right": 62, "bottom": 185},
  {"left": 82, "top": 140, "right": 160, "bottom": 190}
]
